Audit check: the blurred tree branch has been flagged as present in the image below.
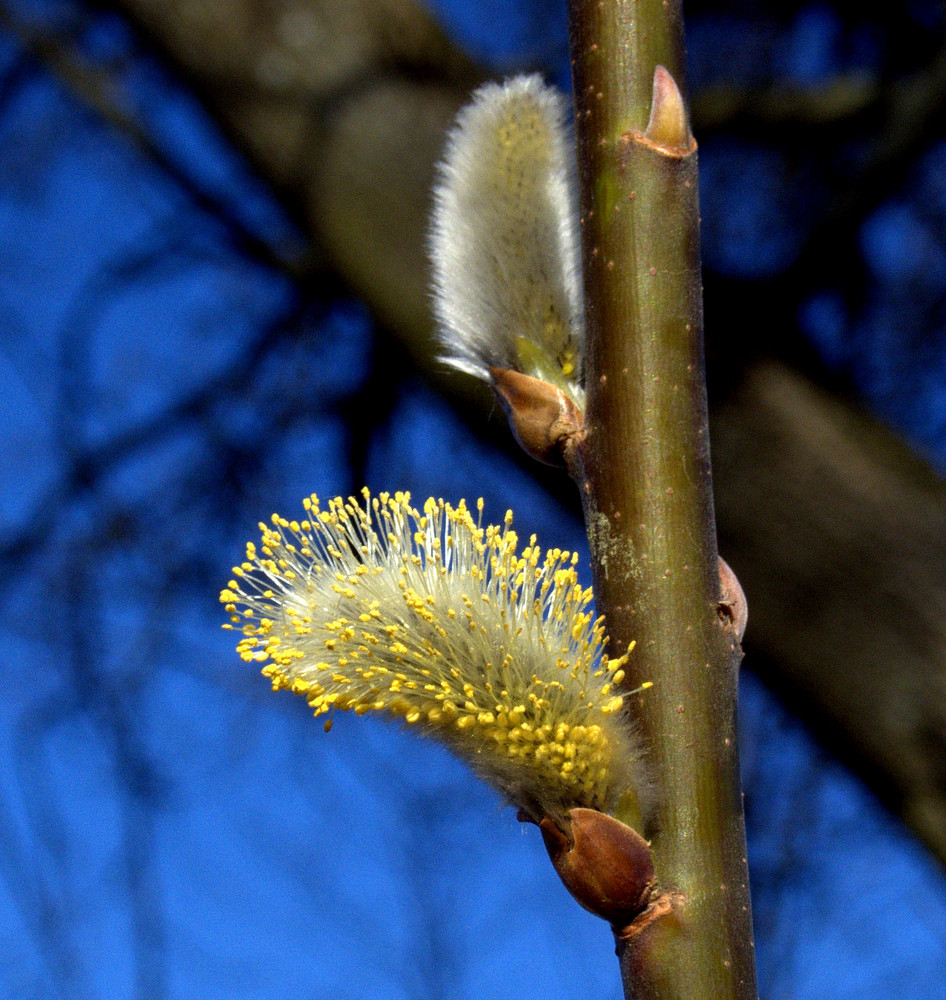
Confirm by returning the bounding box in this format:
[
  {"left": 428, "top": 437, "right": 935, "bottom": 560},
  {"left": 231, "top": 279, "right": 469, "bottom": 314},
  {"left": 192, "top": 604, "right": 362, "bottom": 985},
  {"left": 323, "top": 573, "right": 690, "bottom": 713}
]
[{"left": 7, "top": 0, "right": 946, "bottom": 861}]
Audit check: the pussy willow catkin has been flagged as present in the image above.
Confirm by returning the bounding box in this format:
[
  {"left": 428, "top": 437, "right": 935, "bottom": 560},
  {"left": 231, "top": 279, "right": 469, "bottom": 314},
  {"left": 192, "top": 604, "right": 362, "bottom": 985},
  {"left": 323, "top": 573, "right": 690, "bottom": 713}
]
[
  {"left": 429, "top": 75, "right": 584, "bottom": 403},
  {"left": 221, "top": 491, "right": 640, "bottom": 824}
]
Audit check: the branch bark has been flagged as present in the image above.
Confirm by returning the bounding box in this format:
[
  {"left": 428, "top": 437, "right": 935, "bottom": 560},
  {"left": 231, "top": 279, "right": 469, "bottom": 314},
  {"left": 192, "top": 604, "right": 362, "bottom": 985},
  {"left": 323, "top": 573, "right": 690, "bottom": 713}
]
[{"left": 565, "top": 2, "right": 757, "bottom": 996}]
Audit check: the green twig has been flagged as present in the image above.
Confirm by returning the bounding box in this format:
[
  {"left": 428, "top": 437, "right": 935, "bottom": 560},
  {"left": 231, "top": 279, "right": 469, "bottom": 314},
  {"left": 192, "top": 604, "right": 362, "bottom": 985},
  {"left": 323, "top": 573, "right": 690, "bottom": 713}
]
[{"left": 565, "top": 1, "right": 759, "bottom": 997}]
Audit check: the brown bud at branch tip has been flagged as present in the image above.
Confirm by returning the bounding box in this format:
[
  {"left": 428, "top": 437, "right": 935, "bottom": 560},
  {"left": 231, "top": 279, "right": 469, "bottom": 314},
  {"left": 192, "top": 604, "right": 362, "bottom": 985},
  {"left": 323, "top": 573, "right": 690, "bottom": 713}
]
[
  {"left": 489, "top": 367, "right": 584, "bottom": 466},
  {"left": 538, "top": 808, "right": 656, "bottom": 927}
]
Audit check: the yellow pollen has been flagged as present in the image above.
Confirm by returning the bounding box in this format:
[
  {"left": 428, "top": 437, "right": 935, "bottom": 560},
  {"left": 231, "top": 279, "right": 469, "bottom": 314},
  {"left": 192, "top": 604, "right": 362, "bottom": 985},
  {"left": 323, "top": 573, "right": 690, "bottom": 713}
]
[{"left": 221, "top": 490, "right": 643, "bottom": 820}]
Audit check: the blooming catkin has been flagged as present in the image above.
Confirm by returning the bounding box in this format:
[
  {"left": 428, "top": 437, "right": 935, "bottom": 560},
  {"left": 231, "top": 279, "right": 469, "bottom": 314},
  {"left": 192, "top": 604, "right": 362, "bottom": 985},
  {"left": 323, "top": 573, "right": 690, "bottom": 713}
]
[{"left": 221, "top": 491, "right": 641, "bottom": 824}]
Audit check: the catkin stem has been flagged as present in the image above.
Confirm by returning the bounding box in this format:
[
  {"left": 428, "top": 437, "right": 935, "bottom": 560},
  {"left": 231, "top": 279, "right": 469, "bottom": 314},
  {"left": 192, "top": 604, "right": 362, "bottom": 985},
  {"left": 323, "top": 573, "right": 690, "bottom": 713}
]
[{"left": 564, "top": 1, "right": 760, "bottom": 998}]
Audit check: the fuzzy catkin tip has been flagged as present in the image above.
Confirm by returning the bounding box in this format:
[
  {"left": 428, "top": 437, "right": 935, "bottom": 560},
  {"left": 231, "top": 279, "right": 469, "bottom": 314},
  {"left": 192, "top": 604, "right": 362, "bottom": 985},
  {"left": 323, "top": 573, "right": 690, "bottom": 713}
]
[{"left": 221, "top": 490, "right": 641, "bottom": 824}]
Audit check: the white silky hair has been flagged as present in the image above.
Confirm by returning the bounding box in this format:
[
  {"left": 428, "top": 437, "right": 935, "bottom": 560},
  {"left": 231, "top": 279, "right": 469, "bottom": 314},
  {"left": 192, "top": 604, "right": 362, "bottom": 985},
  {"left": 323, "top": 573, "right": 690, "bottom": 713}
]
[{"left": 429, "top": 75, "right": 584, "bottom": 385}]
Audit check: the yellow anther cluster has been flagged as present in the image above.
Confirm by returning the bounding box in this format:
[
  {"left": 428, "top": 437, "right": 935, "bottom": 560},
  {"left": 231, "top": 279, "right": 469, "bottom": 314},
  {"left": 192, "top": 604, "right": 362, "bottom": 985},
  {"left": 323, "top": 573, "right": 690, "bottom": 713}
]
[{"left": 221, "top": 490, "right": 639, "bottom": 821}]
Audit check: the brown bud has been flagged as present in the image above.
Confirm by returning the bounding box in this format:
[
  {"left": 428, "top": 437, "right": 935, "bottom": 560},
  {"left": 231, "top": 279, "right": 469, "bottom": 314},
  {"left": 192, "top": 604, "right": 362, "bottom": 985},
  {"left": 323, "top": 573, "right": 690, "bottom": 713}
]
[
  {"left": 717, "top": 556, "right": 748, "bottom": 642},
  {"left": 639, "top": 66, "right": 696, "bottom": 157},
  {"left": 489, "top": 367, "right": 583, "bottom": 466},
  {"left": 538, "top": 808, "right": 656, "bottom": 927}
]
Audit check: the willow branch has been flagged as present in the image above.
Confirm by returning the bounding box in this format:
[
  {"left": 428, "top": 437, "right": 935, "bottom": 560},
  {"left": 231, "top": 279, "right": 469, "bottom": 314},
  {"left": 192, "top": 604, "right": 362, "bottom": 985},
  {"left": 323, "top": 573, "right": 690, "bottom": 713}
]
[{"left": 565, "top": 2, "right": 758, "bottom": 998}]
